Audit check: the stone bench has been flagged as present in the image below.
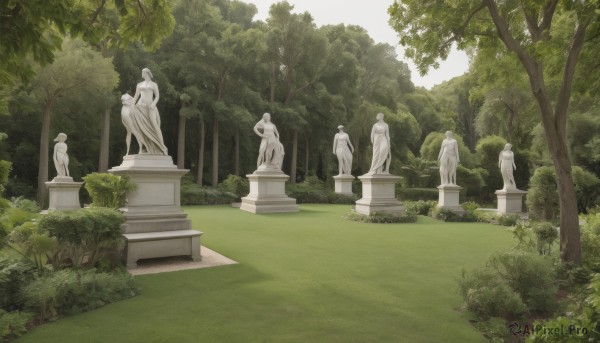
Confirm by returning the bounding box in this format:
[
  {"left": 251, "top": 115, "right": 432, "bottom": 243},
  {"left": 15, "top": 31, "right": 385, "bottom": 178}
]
[{"left": 123, "top": 229, "right": 202, "bottom": 268}]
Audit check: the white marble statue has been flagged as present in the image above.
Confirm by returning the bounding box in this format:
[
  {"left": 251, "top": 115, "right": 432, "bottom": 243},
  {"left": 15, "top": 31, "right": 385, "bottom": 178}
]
[
  {"left": 122, "top": 68, "right": 168, "bottom": 155},
  {"left": 333, "top": 125, "right": 354, "bottom": 175},
  {"left": 499, "top": 143, "right": 517, "bottom": 190},
  {"left": 438, "top": 131, "right": 460, "bottom": 185},
  {"left": 53, "top": 133, "right": 69, "bottom": 178},
  {"left": 253, "top": 113, "right": 284, "bottom": 170},
  {"left": 367, "top": 113, "right": 391, "bottom": 174}
]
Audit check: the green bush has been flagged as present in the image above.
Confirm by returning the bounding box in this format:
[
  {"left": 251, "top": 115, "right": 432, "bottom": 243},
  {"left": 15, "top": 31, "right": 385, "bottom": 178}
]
[
  {"left": 10, "top": 197, "right": 39, "bottom": 213},
  {"left": 403, "top": 200, "right": 437, "bottom": 215},
  {"left": 21, "top": 269, "right": 138, "bottom": 321},
  {"left": 0, "top": 160, "right": 11, "bottom": 195},
  {"left": 0, "top": 258, "right": 38, "bottom": 310},
  {"left": 532, "top": 222, "right": 558, "bottom": 255},
  {"left": 0, "top": 309, "right": 32, "bottom": 340},
  {"left": 431, "top": 207, "right": 477, "bottom": 222},
  {"left": 396, "top": 187, "right": 438, "bottom": 201},
  {"left": 82, "top": 173, "right": 137, "bottom": 209},
  {"left": 38, "top": 208, "right": 124, "bottom": 269},
  {"left": 527, "top": 166, "right": 600, "bottom": 220},
  {"left": 580, "top": 211, "right": 600, "bottom": 272},
  {"left": 457, "top": 165, "right": 487, "bottom": 198},
  {"left": 218, "top": 174, "right": 249, "bottom": 201},
  {"left": 181, "top": 183, "right": 237, "bottom": 205},
  {"left": 461, "top": 201, "right": 480, "bottom": 213},
  {"left": 459, "top": 250, "right": 558, "bottom": 320},
  {"left": 343, "top": 210, "right": 417, "bottom": 224},
  {"left": 286, "top": 177, "right": 357, "bottom": 204},
  {"left": 497, "top": 213, "right": 520, "bottom": 227}
]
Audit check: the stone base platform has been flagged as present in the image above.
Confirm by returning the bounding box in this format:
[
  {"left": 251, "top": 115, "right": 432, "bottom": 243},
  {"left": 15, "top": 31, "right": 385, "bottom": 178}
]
[
  {"left": 45, "top": 177, "right": 83, "bottom": 210},
  {"left": 109, "top": 154, "right": 202, "bottom": 268},
  {"left": 496, "top": 188, "right": 528, "bottom": 215},
  {"left": 437, "top": 184, "right": 464, "bottom": 214},
  {"left": 240, "top": 168, "right": 298, "bottom": 213},
  {"left": 333, "top": 174, "right": 355, "bottom": 196},
  {"left": 355, "top": 173, "right": 403, "bottom": 216}
]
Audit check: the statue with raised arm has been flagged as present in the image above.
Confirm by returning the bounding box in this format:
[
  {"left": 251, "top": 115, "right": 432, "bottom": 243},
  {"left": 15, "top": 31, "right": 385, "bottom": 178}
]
[
  {"left": 253, "top": 113, "right": 284, "bottom": 170},
  {"left": 53, "top": 133, "right": 69, "bottom": 178},
  {"left": 499, "top": 143, "right": 517, "bottom": 190},
  {"left": 333, "top": 125, "right": 354, "bottom": 175},
  {"left": 367, "top": 113, "right": 391, "bottom": 174},
  {"left": 438, "top": 131, "right": 460, "bottom": 185},
  {"left": 125, "top": 67, "right": 168, "bottom": 155}
]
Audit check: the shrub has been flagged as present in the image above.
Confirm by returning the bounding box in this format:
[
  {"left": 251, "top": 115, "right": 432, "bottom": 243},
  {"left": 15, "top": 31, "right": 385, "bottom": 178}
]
[
  {"left": 181, "top": 183, "right": 237, "bottom": 205},
  {"left": 10, "top": 197, "right": 39, "bottom": 213},
  {"left": 461, "top": 201, "right": 480, "bottom": 213},
  {"left": 343, "top": 210, "right": 417, "bottom": 224},
  {"left": 7, "top": 221, "right": 57, "bottom": 270},
  {"left": 532, "top": 222, "right": 558, "bottom": 255},
  {"left": 21, "top": 269, "right": 139, "bottom": 321},
  {"left": 82, "top": 173, "right": 137, "bottom": 208},
  {"left": 38, "top": 208, "right": 124, "bottom": 269},
  {"left": 457, "top": 165, "right": 487, "bottom": 198},
  {"left": 0, "top": 309, "right": 32, "bottom": 340},
  {"left": 431, "top": 207, "right": 477, "bottom": 222},
  {"left": 396, "top": 187, "right": 438, "bottom": 201},
  {"left": 527, "top": 166, "right": 600, "bottom": 220},
  {"left": 218, "top": 174, "right": 249, "bottom": 201},
  {"left": 286, "top": 177, "right": 357, "bottom": 204},
  {"left": 459, "top": 250, "right": 558, "bottom": 320},
  {"left": 459, "top": 267, "right": 527, "bottom": 320},
  {"left": 497, "top": 214, "right": 520, "bottom": 227},
  {"left": 580, "top": 211, "right": 600, "bottom": 272},
  {"left": 0, "top": 258, "right": 38, "bottom": 310},
  {"left": 404, "top": 200, "right": 437, "bottom": 215}
]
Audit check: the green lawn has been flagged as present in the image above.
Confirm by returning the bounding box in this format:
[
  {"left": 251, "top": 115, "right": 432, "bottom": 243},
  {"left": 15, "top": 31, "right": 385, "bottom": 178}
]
[{"left": 16, "top": 205, "right": 514, "bottom": 343}]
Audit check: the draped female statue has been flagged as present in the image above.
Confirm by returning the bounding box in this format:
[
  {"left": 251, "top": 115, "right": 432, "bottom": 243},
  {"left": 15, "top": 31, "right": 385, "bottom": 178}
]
[
  {"left": 367, "top": 113, "right": 391, "bottom": 174},
  {"left": 253, "top": 113, "right": 284, "bottom": 170},
  {"left": 438, "top": 131, "right": 460, "bottom": 185},
  {"left": 333, "top": 125, "right": 354, "bottom": 175},
  {"left": 499, "top": 143, "right": 517, "bottom": 190}
]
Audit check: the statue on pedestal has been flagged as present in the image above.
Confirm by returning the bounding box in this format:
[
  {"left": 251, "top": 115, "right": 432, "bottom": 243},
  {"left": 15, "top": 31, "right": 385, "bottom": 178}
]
[
  {"left": 333, "top": 125, "right": 354, "bottom": 175},
  {"left": 253, "top": 113, "right": 284, "bottom": 170},
  {"left": 499, "top": 143, "right": 517, "bottom": 190},
  {"left": 120, "top": 68, "right": 168, "bottom": 155},
  {"left": 367, "top": 113, "right": 391, "bottom": 174},
  {"left": 438, "top": 131, "right": 459, "bottom": 185},
  {"left": 53, "top": 133, "right": 69, "bottom": 178}
]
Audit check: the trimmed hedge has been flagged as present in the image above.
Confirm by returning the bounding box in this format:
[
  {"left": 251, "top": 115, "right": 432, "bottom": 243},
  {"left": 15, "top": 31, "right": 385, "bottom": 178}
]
[{"left": 396, "top": 187, "right": 438, "bottom": 201}]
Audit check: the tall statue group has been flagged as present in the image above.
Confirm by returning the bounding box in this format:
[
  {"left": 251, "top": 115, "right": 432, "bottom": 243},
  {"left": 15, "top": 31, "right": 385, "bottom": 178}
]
[{"left": 108, "top": 67, "right": 518, "bottom": 190}]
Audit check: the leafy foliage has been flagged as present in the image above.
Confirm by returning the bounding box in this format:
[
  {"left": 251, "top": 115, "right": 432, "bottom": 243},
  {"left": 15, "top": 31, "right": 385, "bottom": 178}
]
[
  {"left": 218, "top": 174, "right": 249, "bottom": 202},
  {"left": 82, "top": 173, "right": 137, "bottom": 209},
  {"left": 403, "top": 200, "right": 437, "bottom": 216}
]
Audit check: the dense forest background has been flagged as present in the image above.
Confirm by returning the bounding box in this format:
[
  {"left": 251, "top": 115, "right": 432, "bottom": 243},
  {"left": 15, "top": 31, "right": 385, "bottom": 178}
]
[{"left": 1, "top": 0, "right": 600, "bottom": 207}]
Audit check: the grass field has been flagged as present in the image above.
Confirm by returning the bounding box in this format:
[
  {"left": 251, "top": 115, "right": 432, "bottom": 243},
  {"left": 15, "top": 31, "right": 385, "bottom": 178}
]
[{"left": 15, "top": 204, "right": 515, "bottom": 343}]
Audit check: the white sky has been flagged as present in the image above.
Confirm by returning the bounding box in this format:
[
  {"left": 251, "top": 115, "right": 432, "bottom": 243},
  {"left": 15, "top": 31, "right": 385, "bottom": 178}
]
[{"left": 247, "top": 0, "right": 469, "bottom": 89}]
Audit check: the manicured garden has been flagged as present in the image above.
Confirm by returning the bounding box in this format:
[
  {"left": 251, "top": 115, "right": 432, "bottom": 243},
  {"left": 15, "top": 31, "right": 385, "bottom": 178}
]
[{"left": 14, "top": 204, "right": 515, "bottom": 343}]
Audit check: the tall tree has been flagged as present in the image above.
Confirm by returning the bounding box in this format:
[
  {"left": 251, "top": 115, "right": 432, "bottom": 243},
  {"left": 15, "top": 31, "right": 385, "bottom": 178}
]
[
  {"left": 264, "top": 1, "right": 330, "bottom": 182},
  {"left": 390, "top": 0, "right": 600, "bottom": 263},
  {"left": 31, "top": 39, "right": 118, "bottom": 207}
]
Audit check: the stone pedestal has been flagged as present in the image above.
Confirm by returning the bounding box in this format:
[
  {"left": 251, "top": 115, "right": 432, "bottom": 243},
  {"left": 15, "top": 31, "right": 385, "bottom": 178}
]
[
  {"left": 437, "top": 184, "right": 464, "bottom": 214},
  {"left": 333, "top": 174, "right": 355, "bottom": 196},
  {"left": 355, "top": 174, "right": 403, "bottom": 216},
  {"left": 45, "top": 177, "right": 83, "bottom": 210},
  {"left": 109, "top": 154, "right": 202, "bottom": 268},
  {"left": 496, "top": 188, "right": 527, "bottom": 215},
  {"left": 240, "top": 167, "right": 298, "bottom": 214}
]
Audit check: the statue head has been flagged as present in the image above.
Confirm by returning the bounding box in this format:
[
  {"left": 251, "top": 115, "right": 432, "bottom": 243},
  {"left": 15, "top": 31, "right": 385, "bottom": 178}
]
[
  {"left": 262, "top": 112, "right": 271, "bottom": 122},
  {"left": 504, "top": 143, "right": 512, "bottom": 151},
  {"left": 142, "top": 68, "right": 154, "bottom": 80},
  {"left": 445, "top": 130, "right": 453, "bottom": 138},
  {"left": 54, "top": 133, "right": 67, "bottom": 143},
  {"left": 376, "top": 113, "right": 384, "bottom": 121},
  {"left": 337, "top": 125, "right": 344, "bottom": 131}
]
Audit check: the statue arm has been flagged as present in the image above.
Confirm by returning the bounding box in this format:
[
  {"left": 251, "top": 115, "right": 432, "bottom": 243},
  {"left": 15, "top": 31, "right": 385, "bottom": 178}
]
[
  {"left": 498, "top": 153, "right": 502, "bottom": 168},
  {"left": 512, "top": 153, "right": 516, "bottom": 170},
  {"left": 348, "top": 136, "right": 354, "bottom": 153},
  {"left": 454, "top": 141, "right": 460, "bottom": 163},
  {"left": 273, "top": 125, "right": 280, "bottom": 140},
  {"left": 437, "top": 143, "right": 443, "bottom": 161},
  {"left": 333, "top": 135, "right": 338, "bottom": 154},
  {"left": 133, "top": 84, "right": 141, "bottom": 105},
  {"left": 151, "top": 82, "right": 159, "bottom": 107},
  {"left": 370, "top": 125, "right": 375, "bottom": 143},
  {"left": 385, "top": 124, "right": 391, "bottom": 158},
  {"left": 53, "top": 144, "right": 59, "bottom": 166},
  {"left": 253, "top": 122, "right": 264, "bottom": 138}
]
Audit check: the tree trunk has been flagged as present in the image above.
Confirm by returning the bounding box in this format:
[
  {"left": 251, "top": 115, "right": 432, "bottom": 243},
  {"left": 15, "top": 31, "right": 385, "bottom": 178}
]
[
  {"left": 98, "top": 107, "right": 110, "bottom": 172},
  {"left": 37, "top": 101, "right": 53, "bottom": 208},
  {"left": 290, "top": 129, "right": 298, "bottom": 183},
  {"left": 212, "top": 120, "right": 219, "bottom": 186},
  {"left": 234, "top": 129, "right": 240, "bottom": 176},
  {"left": 177, "top": 113, "right": 186, "bottom": 169},
  {"left": 197, "top": 120, "right": 205, "bottom": 185},
  {"left": 305, "top": 138, "right": 309, "bottom": 176}
]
